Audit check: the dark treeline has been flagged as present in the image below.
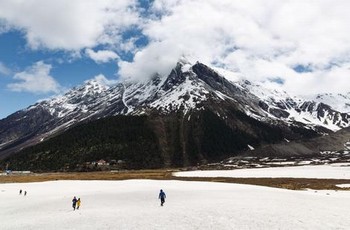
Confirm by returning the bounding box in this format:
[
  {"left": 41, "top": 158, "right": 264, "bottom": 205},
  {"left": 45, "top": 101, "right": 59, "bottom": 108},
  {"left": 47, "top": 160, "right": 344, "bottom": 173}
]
[{"left": 3, "top": 116, "right": 163, "bottom": 171}]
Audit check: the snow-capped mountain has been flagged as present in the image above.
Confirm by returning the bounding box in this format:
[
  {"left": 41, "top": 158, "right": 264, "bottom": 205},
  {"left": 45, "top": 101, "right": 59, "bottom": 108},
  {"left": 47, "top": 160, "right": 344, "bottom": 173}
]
[
  {"left": 310, "top": 93, "right": 350, "bottom": 113},
  {"left": 237, "top": 80, "right": 350, "bottom": 132},
  {"left": 0, "top": 60, "right": 349, "bottom": 160}
]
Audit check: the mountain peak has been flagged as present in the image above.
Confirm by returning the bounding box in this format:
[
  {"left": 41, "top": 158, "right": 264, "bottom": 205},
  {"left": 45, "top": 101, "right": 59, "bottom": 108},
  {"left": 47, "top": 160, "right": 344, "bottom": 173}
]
[
  {"left": 1, "top": 61, "right": 350, "bottom": 159},
  {"left": 178, "top": 55, "right": 191, "bottom": 65},
  {"left": 84, "top": 74, "right": 116, "bottom": 88}
]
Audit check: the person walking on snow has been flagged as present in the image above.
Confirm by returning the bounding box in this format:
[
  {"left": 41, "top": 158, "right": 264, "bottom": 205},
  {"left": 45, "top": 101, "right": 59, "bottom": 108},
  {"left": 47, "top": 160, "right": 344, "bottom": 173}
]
[
  {"left": 72, "top": 196, "right": 78, "bottom": 211},
  {"left": 159, "top": 189, "right": 166, "bottom": 206},
  {"left": 77, "top": 198, "right": 81, "bottom": 210},
  {"left": 19, "top": 189, "right": 22, "bottom": 195}
]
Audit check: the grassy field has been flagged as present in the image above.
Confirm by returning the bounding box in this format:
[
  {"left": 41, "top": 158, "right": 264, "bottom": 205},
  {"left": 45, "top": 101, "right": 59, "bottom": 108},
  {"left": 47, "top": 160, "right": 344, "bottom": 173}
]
[{"left": 2, "top": 170, "right": 350, "bottom": 191}]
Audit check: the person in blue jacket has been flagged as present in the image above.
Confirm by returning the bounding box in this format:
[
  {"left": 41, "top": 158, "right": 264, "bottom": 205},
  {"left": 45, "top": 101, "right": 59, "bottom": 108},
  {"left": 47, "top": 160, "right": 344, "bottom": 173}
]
[
  {"left": 158, "top": 189, "right": 166, "bottom": 206},
  {"left": 72, "top": 196, "right": 78, "bottom": 210}
]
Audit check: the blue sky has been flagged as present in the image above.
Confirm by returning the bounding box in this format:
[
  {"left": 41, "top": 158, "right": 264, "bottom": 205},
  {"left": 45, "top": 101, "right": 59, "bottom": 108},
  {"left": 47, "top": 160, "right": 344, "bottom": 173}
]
[
  {"left": 0, "top": 30, "right": 122, "bottom": 118},
  {"left": 0, "top": 0, "right": 350, "bottom": 119},
  {"left": 0, "top": 0, "right": 151, "bottom": 118}
]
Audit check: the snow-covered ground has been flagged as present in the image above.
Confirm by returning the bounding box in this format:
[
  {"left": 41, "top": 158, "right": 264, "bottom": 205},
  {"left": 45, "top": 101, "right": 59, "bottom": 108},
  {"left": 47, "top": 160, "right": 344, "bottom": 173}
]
[
  {"left": 336, "top": 184, "right": 350, "bottom": 188},
  {"left": 1, "top": 179, "right": 350, "bottom": 230},
  {"left": 174, "top": 165, "right": 350, "bottom": 179}
]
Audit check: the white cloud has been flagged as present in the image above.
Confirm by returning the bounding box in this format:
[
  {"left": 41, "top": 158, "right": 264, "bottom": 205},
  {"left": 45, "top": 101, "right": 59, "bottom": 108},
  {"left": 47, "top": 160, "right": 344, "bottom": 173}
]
[
  {"left": 119, "top": 0, "right": 350, "bottom": 94},
  {"left": 0, "top": 19, "right": 11, "bottom": 34},
  {"left": 0, "top": 0, "right": 139, "bottom": 50},
  {"left": 85, "top": 49, "right": 119, "bottom": 63},
  {"left": 119, "top": 41, "right": 187, "bottom": 81},
  {"left": 8, "top": 61, "right": 60, "bottom": 94},
  {"left": 283, "top": 64, "right": 350, "bottom": 95},
  {"left": 91, "top": 74, "right": 118, "bottom": 86},
  {"left": 1, "top": 0, "right": 350, "bottom": 94},
  {"left": 0, "top": 62, "right": 10, "bottom": 75}
]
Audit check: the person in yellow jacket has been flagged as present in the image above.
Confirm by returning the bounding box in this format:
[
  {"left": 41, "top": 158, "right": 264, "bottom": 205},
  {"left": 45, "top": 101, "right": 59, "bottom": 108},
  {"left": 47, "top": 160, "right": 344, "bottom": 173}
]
[{"left": 77, "top": 198, "right": 81, "bottom": 210}]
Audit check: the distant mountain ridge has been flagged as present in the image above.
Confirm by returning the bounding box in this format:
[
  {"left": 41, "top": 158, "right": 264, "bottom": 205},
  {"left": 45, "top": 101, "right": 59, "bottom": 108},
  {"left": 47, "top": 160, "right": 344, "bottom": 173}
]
[
  {"left": 238, "top": 80, "right": 350, "bottom": 131},
  {"left": 0, "top": 60, "right": 349, "bottom": 169}
]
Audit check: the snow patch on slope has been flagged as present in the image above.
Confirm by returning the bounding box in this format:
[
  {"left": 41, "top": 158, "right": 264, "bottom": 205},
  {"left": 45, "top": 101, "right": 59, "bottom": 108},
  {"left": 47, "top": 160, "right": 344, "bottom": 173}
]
[
  {"left": 150, "top": 77, "right": 209, "bottom": 113},
  {"left": 311, "top": 93, "right": 350, "bottom": 113}
]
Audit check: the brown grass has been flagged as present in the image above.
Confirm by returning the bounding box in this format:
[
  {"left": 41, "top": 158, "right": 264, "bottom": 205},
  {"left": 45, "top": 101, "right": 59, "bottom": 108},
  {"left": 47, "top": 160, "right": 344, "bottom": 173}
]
[
  {"left": 176, "top": 177, "right": 350, "bottom": 190},
  {"left": 1, "top": 170, "right": 350, "bottom": 191},
  {"left": 0, "top": 170, "right": 172, "bottom": 183}
]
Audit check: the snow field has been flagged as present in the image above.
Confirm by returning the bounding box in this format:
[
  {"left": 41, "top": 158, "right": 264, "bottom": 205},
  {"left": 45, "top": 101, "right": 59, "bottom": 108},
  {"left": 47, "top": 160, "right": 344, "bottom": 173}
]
[
  {"left": 1, "top": 179, "right": 350, "bottom": 229},
  {"left": 174, "top": 165, "right": 350, "bottom": 179}
]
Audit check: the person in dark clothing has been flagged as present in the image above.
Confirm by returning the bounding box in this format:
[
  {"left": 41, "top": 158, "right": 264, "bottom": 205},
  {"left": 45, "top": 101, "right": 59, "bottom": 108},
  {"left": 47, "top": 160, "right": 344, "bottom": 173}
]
[
  {"left": 24, "top": 191, "right": 27, "bottom": 196},
  {"left": 158, "top": 189, "right": 166, "bottom": 206},
  {"left": 72, "top": 196, "right": 77, "bottom": 210},
  {"left": 19, "top": 189, "right": 22, "bottom": 195}
]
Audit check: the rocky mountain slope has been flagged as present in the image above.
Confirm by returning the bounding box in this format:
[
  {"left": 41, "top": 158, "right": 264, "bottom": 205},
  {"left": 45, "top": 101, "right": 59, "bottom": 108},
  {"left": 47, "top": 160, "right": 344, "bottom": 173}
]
[
  {"left": 237, "top": 127, "right": 350, "bottom": 158},
  {"left": 0, "top": 60, "right": 349, "bottom": 169}
]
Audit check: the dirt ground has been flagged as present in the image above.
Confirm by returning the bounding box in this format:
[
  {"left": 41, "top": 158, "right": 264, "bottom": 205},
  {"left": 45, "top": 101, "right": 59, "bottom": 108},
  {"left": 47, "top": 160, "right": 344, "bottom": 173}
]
[{"left": 1, "top": 170, "right": 350, "bottom": 191}]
